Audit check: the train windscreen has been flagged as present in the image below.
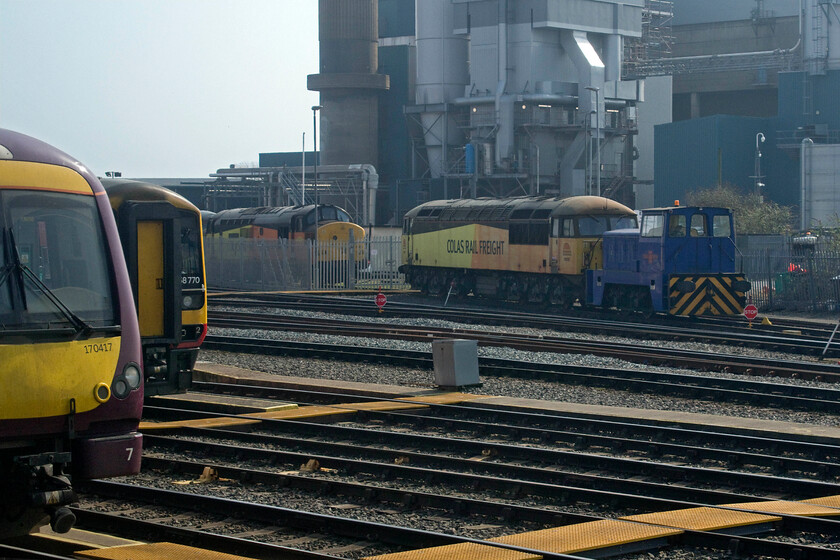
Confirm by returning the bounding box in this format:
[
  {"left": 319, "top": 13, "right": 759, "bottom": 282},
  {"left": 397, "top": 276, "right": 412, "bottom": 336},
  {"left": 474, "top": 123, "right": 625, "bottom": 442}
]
[{"left": 0, "top": 190, "right": 116, "bottom": 330}]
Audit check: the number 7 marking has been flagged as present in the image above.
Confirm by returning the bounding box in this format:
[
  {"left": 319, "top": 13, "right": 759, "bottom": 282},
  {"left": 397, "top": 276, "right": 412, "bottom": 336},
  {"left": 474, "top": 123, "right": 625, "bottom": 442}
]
[{"left": 126, "top": 447, "right": 134, "bottom": 461}]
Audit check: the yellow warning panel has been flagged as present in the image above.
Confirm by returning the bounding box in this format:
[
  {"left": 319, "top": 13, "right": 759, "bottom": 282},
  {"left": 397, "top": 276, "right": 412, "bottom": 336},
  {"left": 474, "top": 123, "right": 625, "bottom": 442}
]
[
  {"left": 724, "top": 500, "right": 840, "bottom": 517},
  {"left": 362, "top": 542, "right": 539, "bottom": 560},
  {"left": 149, "top": 393, "right": 299, "bottom": 414},
  {"left": 76, "top": 542, "right": 258, "bottom": 560},
  {"left": 491, "top": 519, "right": 681, "bottom": 554},
  {"left": 802, "top": 495, "right": 840, "bottom": 509},
  {"left": 622, "top": 507, "right": 780, "bottom": 531},
  {"left": 139, "top": 394, "right": 489, "bottom": 432},
  {"left": 140, "top": 417, "right": 261, "bottom": 431},
  {"left": 398, "top": 393, "right": 494, "bottom": 405}
]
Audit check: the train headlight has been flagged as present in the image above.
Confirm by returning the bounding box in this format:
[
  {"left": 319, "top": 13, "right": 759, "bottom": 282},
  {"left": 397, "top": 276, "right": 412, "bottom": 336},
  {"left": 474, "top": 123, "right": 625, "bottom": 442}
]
[
  {"left": 182, "top": 295, "right": 193, "bottom": 308},
  {"left": 123, "top": 363, "right": 142, "bottom": 390},
  {"left": 112, "top": 362, "right": 142, "bottom": 399}
]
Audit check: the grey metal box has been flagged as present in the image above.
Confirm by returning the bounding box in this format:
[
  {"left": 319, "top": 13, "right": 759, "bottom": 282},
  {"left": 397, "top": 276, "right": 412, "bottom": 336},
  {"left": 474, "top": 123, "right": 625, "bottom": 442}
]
[{"left": 431, "top": 339, "right": 480, "bottom": 388}]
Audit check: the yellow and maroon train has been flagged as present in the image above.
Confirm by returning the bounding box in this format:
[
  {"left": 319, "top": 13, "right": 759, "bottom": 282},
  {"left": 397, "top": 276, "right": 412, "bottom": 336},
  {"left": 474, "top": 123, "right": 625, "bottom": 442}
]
[
  {"left": 0, "top": 130, "right": 143, "bottom": 537},
  {"left": 102, "top": 179, "right": 207, "bottom": 396}
]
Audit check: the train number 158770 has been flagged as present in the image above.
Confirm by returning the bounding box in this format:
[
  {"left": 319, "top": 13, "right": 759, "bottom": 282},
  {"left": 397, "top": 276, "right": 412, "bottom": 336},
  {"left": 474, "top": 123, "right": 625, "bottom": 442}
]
[{"left": 84, "top": 342, "right": 113, "bottom": 354}]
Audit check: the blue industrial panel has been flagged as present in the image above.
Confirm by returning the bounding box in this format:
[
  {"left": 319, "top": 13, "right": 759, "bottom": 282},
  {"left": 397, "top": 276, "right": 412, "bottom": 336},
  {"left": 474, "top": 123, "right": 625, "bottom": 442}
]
[
  {"left": 379, "top": 0, "right": 415, "bottom": 38},
  {"left": 654, "top": 115, "right": 796, "bottom": 208},
  {"left": 378, "top": 44, "right": 414, "bottom": 224}
]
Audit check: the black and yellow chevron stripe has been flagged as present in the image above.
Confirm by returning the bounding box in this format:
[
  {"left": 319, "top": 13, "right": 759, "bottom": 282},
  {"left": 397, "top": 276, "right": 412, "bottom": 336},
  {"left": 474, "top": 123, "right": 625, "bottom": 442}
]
[{"left": 668, "top": 274, "right": 749, "bottom": 316}]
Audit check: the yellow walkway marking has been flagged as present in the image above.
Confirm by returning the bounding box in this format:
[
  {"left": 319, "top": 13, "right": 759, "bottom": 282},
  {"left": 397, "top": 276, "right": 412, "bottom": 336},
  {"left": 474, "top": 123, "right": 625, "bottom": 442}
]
[
  {"left": 620, "top": 506, "right": 780, "bottom": 531},
  {"left": 76, "top": 542, "right": 257, "bottom": 560},
  {"left": 140, "top": 393, "right": 484, "bottom": 431},
  {"left": 724, "top": 500, "right": 840, "bottom": 517}
]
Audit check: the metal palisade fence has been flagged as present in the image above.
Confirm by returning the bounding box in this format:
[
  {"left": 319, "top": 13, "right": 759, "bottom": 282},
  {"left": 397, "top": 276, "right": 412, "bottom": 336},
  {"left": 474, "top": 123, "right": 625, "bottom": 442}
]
[
  {"left": 739, "top": 249, "right": 840, "bottom": 312},
  {"left": 204, "top": 236, "right": 408, "bottom": 292}
]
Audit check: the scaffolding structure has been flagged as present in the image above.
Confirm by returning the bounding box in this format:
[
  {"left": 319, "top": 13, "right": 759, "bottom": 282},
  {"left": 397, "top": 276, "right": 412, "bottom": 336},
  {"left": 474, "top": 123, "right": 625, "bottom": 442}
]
[{"left": 624, "top": 0, "right": 674, "bottom": 78}]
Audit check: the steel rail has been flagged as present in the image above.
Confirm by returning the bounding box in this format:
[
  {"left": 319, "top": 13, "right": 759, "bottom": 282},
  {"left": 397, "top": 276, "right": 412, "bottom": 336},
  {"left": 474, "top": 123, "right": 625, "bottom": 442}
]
[
  {"left": 210, "top": 294, "right": 840, "bottom": 355},
  {"left": 202, "top": 335, "right": 840, "bottom": 403},
  {"left": 190, "top": 380, "right": 840, "bottom": 449},
  {"left": 78, "top": 480, "right": 591, "bottom": 560},
  {"left": 138, "top": 432, "right": 840, "bottom": 558},
  {"left": 187, "top": 381, "right": 840, "bottom": 477},
  {"left": 136, "top": 454, "right": 840, "bottom": 560},
  {"left": 142, "top": 409, "right": 840, "bottom": 499},
  {"left": 208, "top": 312, "right": 840, "bottom": 380},
  {"left": 70, "top": 508, "right": 338, "bottom": 560}
]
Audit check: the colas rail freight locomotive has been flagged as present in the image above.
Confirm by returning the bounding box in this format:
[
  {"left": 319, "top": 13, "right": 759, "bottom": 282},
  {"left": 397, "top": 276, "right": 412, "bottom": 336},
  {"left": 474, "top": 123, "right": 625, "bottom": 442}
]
[{"left": 400, "top": 195, "right": 750, "bottom": 316}]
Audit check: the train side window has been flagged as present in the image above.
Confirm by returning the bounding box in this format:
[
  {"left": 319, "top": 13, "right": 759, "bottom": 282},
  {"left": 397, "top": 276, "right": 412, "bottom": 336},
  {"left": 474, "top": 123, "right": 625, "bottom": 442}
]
[
  {"left": 641, "top": 214, "right": 664, "bottom": 237},
  {"left": 713, "top": 215, "right": 731, "bottom": 237},
  {"left": 668, "top": 215, "right": 686, "bottom": 237},
  {"left": 690, "top": 214, "right": 707, "bottom": 237},
  {"left": 562, "top": 218, "right": 573, "bottom": 237}
]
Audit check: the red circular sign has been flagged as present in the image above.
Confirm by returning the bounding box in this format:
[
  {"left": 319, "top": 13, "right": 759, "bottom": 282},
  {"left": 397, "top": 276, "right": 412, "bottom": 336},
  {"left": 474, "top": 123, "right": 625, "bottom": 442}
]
[
  {"left": 743, "top": 304, "right": 758, "bottom": 320},
  {"left": 375, "top": 293, "right": 387, "bottom": 309}
]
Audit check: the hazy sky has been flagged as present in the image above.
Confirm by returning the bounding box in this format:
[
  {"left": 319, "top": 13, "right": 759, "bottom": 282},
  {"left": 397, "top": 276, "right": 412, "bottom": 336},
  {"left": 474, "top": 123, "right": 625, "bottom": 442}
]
[{"left": 0, "top": 0, "right": 320, "bottom": 178}]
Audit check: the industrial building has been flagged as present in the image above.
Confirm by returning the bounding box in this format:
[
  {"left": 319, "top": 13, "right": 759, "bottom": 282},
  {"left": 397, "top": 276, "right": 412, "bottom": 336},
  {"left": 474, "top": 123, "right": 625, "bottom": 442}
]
[
  {"left": 190, "top": 0, "right": 840, "bottom": 233},
  {"left": 205, "top": 0, "right": 669, "bottom": 225}
]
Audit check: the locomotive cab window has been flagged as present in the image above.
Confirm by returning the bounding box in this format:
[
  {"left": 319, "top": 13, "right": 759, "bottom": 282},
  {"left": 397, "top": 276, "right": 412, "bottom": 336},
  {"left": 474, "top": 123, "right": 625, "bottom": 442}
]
[
  {"left": 641, "top": 214, "right": 664, "bottom": 237},
  {"left": 320, "top": 206, "right": 337, "bottom": 222},
  {"left": 668, "top": 215, "right": 686, "bottom": 237},
  {"left": 713, "top": 214, "right": 732, "bottom": 238},
  {"left": 690, "top": 214, "right": 708, "bottom": 237}
]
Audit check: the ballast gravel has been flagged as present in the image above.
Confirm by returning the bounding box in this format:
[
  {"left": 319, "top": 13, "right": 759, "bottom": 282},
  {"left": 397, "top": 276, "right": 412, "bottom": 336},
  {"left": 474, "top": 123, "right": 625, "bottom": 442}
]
[{"left": 205, "top": 307, "right": 840, "bottom": 427}]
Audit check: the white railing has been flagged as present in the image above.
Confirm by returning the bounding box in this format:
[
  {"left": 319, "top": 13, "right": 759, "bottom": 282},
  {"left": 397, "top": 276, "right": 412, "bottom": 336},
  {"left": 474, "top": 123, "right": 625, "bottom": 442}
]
[{"left": 204, "top": 236, "right": 408, "bottom": 292}]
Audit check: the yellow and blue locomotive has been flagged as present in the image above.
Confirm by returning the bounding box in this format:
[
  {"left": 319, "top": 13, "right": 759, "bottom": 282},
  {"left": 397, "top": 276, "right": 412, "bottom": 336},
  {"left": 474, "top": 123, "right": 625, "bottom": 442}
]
[
  {"left": 102, "top": 179, "right": 207, "bottom": 396},
  {"left": 0, "top": 129, "right": 143, "bottom": 537},
  {"left": 587, "top": 204, "right": 751, "bottom": 315}
]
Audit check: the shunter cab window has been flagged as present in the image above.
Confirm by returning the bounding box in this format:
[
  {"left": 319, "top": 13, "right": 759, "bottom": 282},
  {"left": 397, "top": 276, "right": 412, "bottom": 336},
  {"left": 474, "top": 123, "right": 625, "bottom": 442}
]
[
  {"left": 713, "top": 214, "right": 731, "bottom": 238},
  {"left": 690, "top": 214, "right": 708, "bottom": 237},
  {"left": 0, "top": 189, "right": 116, "bottom": 328},
  {"left": 668, "top": 215, "right": 686, "bottom": 237},
  {"left": 641, "top": 214, "right": 664, "bottom": 237}
]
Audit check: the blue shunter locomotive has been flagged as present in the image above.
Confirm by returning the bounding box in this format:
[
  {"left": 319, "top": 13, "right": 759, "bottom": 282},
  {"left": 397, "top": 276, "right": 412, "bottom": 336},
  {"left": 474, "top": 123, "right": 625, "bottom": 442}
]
[{"left": 586, "top": 204, "right": 751, "bottom": 315}]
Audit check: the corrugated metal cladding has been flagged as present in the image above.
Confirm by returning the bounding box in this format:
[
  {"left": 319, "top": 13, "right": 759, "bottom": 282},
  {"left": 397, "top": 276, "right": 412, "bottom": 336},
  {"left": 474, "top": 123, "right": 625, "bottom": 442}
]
[
  {"left": 654, "top": 115, "right": 799, "bottom": 208},
  {"left": 779, "top": 70, "right": 840, "bottom": 131},
  {"left": 379, "top": 0, "right": 415, "bottom": 38},
  {"left": 319, "top": 0, "right": 377, "bottom": 74},
  {"left": 378, "top": 44, "right": 413, "bottom": 222}
]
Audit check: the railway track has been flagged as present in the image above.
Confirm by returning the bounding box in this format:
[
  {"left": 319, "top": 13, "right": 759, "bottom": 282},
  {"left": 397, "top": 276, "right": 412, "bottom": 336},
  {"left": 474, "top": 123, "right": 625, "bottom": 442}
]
[
  {"left": 210, "top": 293, "right": 840, "bottom": 356},
  {"left": 204, "top": 311, "right": 840, "bottom": 383},
  {"left": 74, "top": 391, "right": 840, "bottom": 558}
]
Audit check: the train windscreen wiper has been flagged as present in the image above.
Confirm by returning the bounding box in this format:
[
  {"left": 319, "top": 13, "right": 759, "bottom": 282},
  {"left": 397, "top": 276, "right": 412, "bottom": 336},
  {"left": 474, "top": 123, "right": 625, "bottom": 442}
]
[{"left": 7, "top": 229, "right": 94, "bottom": 337}]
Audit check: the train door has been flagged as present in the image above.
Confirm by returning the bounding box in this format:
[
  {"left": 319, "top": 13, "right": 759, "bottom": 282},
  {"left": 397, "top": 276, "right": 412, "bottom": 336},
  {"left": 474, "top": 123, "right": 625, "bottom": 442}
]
[
  {"left": 137, "top": 221, "right": 165, "bottom": 337},
  {"left": 114, "top": 201, "right": 185, "bottom": 391}
]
